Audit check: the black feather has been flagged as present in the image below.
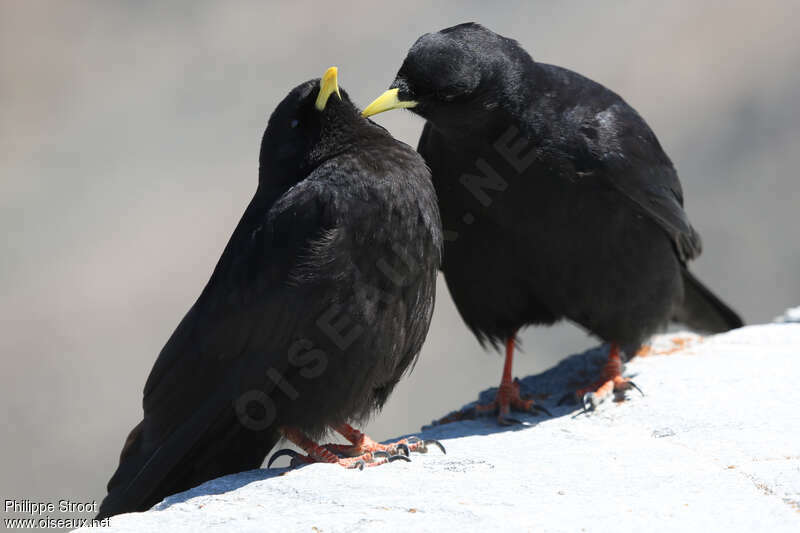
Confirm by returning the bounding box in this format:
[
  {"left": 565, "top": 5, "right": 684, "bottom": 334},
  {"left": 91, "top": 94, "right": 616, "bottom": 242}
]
[
  {"left": 97, "top": 78, "right": 441, "bottom": 519},
  {"left": 387, "top": 22, "right": 741, "bottom": 352}
]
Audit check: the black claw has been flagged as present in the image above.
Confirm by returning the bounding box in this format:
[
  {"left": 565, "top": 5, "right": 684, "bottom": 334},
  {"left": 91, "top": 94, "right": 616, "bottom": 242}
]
[
  {"left": 532, "top": 404, "right": 553, "bottom": 417},
  {"left": 424, "top": 439, "right": 446, "bottom": 455},
  {"left": 399, "top": 436, "right": 445, "bottom": 455},
  {"left": 352, "top": 459, "right": 366, "bottom": 470},
  {"left": 267, "top": 448, "right": 301, "bottom": 469},
  {"left": 628, "top": 380, "right": 645, "bottom": 396},
  {"left": 387, "top": 454, "right": 412, "bottom": 463},
  {"left": 372, "top": 450, "right": 390, "bottom": 459},
  {"left": 582, "top": 392, "right": 598, "bottom": 413},
  {"left": 396, "top": 443, "right": 410, "bottom": 457}
]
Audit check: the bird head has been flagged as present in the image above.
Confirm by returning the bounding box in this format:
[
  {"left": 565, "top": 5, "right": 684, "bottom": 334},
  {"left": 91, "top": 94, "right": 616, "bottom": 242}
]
[
  {"left": 259, "top": 67, "right": 362, "bottom": 185},
  {"left": 362, "top": 23, "right": 526, "bottom": 126}
]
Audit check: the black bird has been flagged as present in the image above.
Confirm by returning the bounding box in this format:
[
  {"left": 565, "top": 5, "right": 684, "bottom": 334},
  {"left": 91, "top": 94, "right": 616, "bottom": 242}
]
[
  {"left": 97, "top": 67, "right": 443, "bottom": 519},
  {"left": 363, "top": 23, "right": 743, "bottom": 421}
]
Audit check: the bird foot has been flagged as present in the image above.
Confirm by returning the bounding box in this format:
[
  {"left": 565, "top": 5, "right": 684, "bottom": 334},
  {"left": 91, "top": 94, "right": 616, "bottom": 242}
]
[
  {"left": 325, "top": 424, "right": 445, "bottom": 458},
  {"left": 557, "top": 343, "right": 643, "bottom": 412},
  {"left": 268, "top": 426, "right": 411, "bottom": 470},
  {"left": 432, "top": 378, "right": 551, "bottom": 426},
  {"left": 325, "top": 436, "right": 445, "bottom": 457},
  {"left": 267, "top": 447, "right": 409, "bottom": 470},
  {"left": 577, "top": 375, "right": 643, "bottom": 412}
]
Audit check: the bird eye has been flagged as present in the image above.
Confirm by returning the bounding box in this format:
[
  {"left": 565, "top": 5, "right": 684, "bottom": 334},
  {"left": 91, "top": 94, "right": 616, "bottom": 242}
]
[{"left": 290, "top": 119, "right": 299, "bottom": 128}]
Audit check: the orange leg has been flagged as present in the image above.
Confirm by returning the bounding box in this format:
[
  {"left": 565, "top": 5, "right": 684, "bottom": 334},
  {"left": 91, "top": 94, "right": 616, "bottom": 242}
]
[
  {"left": 267, "top": 427, "right": 399, "bottom": 470},
  {"left": 325, "top": 424, "right": 444, "bottom": 457},
  {"left": 267, "top": 425, "right": 444, "bottom": 470},
  {"left": 576, "top": 343, "right": 643, "bottom": 411},
  {"left": 434, "top": 333, "right": 550, "bottom": 426}
]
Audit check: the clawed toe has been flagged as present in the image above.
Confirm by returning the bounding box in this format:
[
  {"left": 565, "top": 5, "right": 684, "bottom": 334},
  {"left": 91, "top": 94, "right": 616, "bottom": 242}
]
[
  {"left": 580, "top": 378, "right": 644, "bottom": 413},
  {"left": 271, "top": 426, "right": 422, "bottom": 471},
  {"left": 568, "top": 343, "right": 645, "bottom": 413},
  {"left": 267, "top": 448, "right": 307, "bottom": 469},
  {"left": 267, "top": 448, "right": 410, "bottom": 470},
  {"left": 582, "top": 392, "right": 600, "bottom": 413},
  {"left": 626, "top": 380, "right": 644, "bottom": 396},
  {"left": 406, "top": 436, "right": 447, "bottom": 455},
  {"left": 394, "top": 443, "right": 410, "bottom": 457},
  {"left": 440, "top": 378, "right": 551, "bottom": 426},
  {"left": 372, "top": 450, "right": 411, "bottom": 463},
  {"left": 612, "top": 377, "right": 644, "bottom": 399}
]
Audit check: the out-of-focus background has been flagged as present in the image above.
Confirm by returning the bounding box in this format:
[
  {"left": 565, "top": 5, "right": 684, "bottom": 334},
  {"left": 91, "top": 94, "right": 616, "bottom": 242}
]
[{"left": 2, "top": 0, "right": 798, "bottom": 520}]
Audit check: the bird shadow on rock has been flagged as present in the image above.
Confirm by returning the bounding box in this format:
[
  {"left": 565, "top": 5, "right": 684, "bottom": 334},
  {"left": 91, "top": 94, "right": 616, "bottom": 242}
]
[
  {"left": 412, "top": 343, "right": 618, "bottom": 442},
  {"left": 154, "top": 344, "right": 616, "bottom": 513},
  {"left": 153, "top": 466, "right": 289, "bottom": 512}
]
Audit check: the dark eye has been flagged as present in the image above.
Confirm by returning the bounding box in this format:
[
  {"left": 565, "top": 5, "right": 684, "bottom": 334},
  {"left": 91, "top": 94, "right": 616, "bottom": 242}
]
[{"left": 290, "top": 119, "right": 299, "bottom": 128}]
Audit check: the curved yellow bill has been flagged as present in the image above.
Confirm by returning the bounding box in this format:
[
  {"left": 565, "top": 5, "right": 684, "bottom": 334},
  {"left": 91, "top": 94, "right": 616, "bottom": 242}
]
[
  {"left": 315, "top": 66, "right": 342, "bottom": 111},
  {"left": 361, "top": 88, "right": 418, "bottom": 117}
]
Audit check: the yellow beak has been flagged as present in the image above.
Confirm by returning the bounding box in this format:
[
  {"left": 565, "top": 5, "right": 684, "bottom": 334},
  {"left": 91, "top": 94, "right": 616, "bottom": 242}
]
[
  {"left": 361, "top": 88, "right": 418, "bottom": 117},
  {"left": 315, "top": 66, "right": 342, "bottom": 111}
]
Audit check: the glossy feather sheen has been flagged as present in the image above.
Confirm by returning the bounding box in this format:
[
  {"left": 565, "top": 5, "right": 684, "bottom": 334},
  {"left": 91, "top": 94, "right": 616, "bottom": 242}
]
[{"left": 97, "top": 81, "right": 441, "bottom": 518}]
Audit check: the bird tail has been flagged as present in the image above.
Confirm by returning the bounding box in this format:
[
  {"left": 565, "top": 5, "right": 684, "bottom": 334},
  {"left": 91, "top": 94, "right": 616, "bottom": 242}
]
[
  {"left": 96, "top": 420, "right": 157, "bottom": 520},
  {"left": 96, "top": 368, "right": 284, "bottom": 519},
  {"left": 97, "top": 408, "right": 281, "bottom": 520},
  {"left": 96, "top": 417, "right": 203, "bottom": 520},
  {"left": 673, "top": 267, "right": 744, "bottom": 333}
]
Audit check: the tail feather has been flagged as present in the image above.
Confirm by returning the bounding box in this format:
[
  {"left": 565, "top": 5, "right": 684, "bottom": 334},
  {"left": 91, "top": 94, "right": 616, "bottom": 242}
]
[
  {"left": 674, "top": 267, "right": 744, "bottom": 333},
  {"left": 96, "top": 370, "right": 281, "bottom": 521},
  {"left": 96, "top": 413, "right": 209, "bottom": 520}
]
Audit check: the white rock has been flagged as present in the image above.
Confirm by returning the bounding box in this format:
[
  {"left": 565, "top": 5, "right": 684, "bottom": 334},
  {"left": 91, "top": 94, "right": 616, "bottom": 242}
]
[
  {"left": 78, "top": 321, "right": 800, "bottom": 532},
  {"left": 775, "top": 306, "right": 800, "bottom": 323}
]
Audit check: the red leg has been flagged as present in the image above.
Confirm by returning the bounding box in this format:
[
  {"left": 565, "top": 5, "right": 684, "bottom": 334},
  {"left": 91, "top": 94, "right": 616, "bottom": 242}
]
[
  {"left": 434, "top": 332, "right": 550, "bottom": 426},
  {"left": 325, "top": 424, "right": 444, "bottom": 457},
  {"left": 268, "top": 427, "right": 393, "bottom": 470},
  {"left": 577, "top": 343, "right": 643, "bottom": 411},
  {"left": 268, "top": 424, "right": 444, "bottom": 470}
]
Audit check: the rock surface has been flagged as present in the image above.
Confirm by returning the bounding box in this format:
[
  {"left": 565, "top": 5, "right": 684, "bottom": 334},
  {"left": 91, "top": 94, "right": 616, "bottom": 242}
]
[
  {"left": 775, "top": 306, "right": 800, "bottom": 323},
  {"left": 79, "top": 315, "right": 800, "bottom": 532}
]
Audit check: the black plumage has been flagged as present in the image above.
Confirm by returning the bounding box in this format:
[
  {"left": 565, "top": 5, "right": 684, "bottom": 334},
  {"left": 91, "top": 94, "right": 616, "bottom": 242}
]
[
  {"left": 363, "top": 23, "right": 742, "bottom": 418},
  {"left": 97, "top": 69, "right": 442, "bottom": 518}
]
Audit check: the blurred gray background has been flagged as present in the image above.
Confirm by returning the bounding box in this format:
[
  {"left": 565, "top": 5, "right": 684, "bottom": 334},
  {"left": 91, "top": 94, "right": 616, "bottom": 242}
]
[{"left": 2, "top": 0, "right": 798, "bottom": 521}]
